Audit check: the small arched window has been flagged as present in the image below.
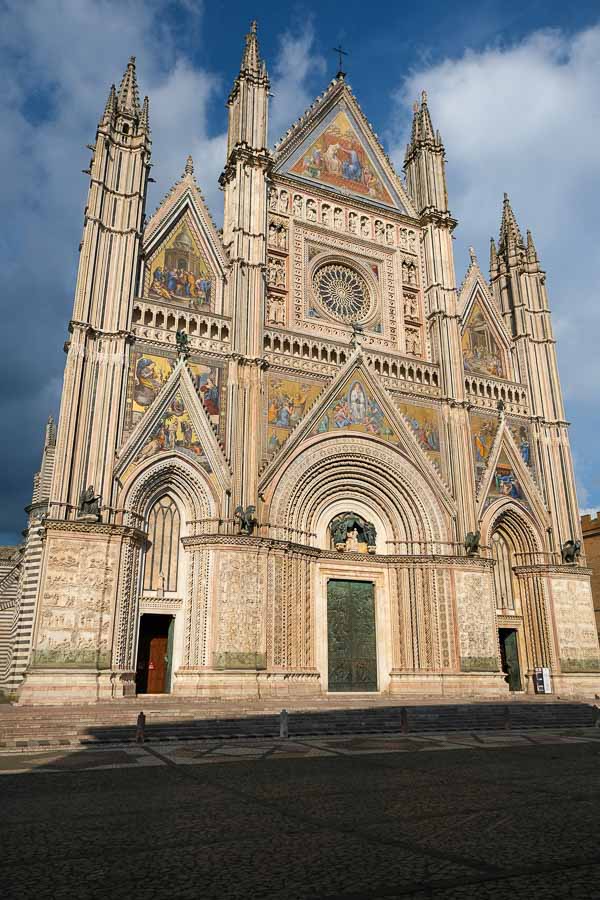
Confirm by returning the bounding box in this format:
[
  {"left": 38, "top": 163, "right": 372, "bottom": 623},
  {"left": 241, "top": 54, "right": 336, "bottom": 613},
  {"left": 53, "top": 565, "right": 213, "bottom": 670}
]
[{"left": 143, "top": 495, "right": 181, "bottom": 593}]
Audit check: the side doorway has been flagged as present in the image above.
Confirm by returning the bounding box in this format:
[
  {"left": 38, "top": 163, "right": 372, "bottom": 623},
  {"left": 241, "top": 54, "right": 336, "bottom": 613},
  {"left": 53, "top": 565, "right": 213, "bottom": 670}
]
[
  {"left": 136, "top": 614, "right": 175, "bottom": 694},
  {"left": 498, "top": 627, "right": 522, "bottom": 691}
]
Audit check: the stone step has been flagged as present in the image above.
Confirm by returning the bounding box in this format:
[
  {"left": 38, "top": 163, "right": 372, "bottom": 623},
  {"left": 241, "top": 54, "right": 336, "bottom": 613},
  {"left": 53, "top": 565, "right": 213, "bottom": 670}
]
[{"left": 0, "top": 701, "right": 596, "bottom": 747}]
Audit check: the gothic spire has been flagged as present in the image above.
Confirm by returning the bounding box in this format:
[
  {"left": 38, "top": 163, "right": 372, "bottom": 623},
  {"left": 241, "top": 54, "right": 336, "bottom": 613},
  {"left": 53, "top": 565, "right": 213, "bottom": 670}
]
[
  {"left": 116, "top": 56, "right": 141, "bottom": 116},
  {"left": 183, "top": 154, "right": 194, "bottom": 177},
  {"left": 45, "top": 416, "right": 56, "bottom": 448},
  {"left": 498, "top": 192, "right": 524, "bottom": 255},
  {"left": 240, "top": 20, "right": 261, "bottom": 76},
  {"left": 405, "top": 90, "right": 440, "bottom": 162},
  {"left": 419, "top": 91, "right": 435, "bottom": 141}
]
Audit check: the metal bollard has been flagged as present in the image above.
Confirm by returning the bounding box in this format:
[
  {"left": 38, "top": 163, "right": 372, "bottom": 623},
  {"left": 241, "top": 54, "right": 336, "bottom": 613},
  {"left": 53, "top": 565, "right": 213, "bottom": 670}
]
[
  {"left": 400, "top": 707, "right": 408, "bottom": 734},
  {"left": 279, "top": 708, "right": 289, "bottom": 739},
  {"left": 136, "top": 710, "right": 146, "bottom": 743}
]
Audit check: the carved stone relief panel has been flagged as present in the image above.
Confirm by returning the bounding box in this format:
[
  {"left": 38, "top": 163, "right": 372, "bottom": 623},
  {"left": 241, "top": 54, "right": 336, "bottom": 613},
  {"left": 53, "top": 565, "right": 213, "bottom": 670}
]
[
  {"left": 454, "top": 570, "right": 499, "bottom": 672},
  {"left": 33, "top": 534, "right": 120, "bottom": 668},
  {"left": 551, "top": 577, "right": 600, "bottom": 671},
  {"left": 213, "top": 550, "right": 267, "bottom": 669}
]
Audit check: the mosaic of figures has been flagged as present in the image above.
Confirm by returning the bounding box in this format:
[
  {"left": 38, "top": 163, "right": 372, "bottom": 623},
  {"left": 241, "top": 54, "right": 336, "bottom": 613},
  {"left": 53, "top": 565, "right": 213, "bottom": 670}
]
[
  {"left": 462, "top": 301, "right": 505, "bottom": 378},
  {"left": 268, "top": 187, "right": 413, "bottom": 250},
  {"left": 146, "top": 219, "right": 213, "bottom": 310},
  {"left": 470, "top": 414, "right": 500, "bottom": 487},
  {"left": 483, "top": 450, "right": 528, "bottom": 510},
  {"left": 396, "top": 401, "right": 442, "bottom": 470},
  {"left": 125, "top": 352, "right": 224, "bottom": 437},
  {"left": 508, "top": 419, "right": 533, "bottom": 470},
  {"left": 313, "top": 378, "right": 400, "bottom": 445},
  {"left": 290, "top": 111, "right": 394, "bottom": 205},
  {"left": 135, "top": 393, "right": 211, "bottom": 473},
  {"left": 266, "top": 376, "right": 322, "bottom": 454}
]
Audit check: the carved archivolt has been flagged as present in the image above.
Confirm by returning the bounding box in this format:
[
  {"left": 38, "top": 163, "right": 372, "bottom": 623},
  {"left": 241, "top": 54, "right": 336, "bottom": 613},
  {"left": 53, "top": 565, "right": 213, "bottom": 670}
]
[
  {"left": 266, "top": 434, "right": 448, "bottom": 546},
  {"left": 122, "top": 455, "right": 217, "bottom": 523}
]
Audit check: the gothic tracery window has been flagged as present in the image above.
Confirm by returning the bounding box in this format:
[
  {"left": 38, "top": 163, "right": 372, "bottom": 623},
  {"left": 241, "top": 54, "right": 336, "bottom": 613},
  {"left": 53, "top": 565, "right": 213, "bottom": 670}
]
[
  {"left": 312, "top": 262, "right": 371, "bottom": 323},
  {"left": 143, "top": 495, "right": 181, "bottom": 593}
]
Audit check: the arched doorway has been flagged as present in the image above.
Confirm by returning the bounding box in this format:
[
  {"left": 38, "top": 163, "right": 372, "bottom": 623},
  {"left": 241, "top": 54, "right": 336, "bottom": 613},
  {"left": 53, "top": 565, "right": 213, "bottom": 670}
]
[
  {"left": 136, "top": 494, "right": 181, "bottom": 694},
  {"left": 486, "top": 504, "right": 551, "bottom": 693}
]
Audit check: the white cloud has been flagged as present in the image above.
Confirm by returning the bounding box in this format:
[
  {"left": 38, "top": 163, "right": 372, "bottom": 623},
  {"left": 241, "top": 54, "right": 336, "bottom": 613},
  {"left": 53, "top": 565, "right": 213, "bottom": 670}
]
[
  {"left": 269, "top": 23, "right": 326, "bottom": 143},
  {"left": 389, "top": 24, "right": 600, "bottom": 506}
]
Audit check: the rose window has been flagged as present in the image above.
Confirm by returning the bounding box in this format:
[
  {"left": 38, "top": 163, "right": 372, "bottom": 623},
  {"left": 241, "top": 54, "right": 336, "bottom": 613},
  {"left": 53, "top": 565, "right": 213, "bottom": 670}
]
[{"left": 313, "top": 263, "right": 371, "bottom": 323}]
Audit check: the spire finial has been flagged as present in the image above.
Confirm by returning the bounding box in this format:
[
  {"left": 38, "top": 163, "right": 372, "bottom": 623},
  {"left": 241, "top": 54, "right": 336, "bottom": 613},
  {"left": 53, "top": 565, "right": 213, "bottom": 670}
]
[
  {"left": 240, "top": 20, "right": 261, "bottom": 74},
  {"left": 499, "top": 192, "right": 524, "bottom": 254},
  {"left": 421, "top": 90, "right": 428, "bottom": 104},
  {"left": 468, "top": 246, "right": 478, "bottom": 265},
  {"left": 184, "top": 155, "right": 194, "bottom": 177}
]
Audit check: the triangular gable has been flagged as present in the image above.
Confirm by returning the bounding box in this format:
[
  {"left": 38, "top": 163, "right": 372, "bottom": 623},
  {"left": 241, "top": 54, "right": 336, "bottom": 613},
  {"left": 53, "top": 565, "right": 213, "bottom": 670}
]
[
  {"left": 461, "top": 296, "right": 511, "bottom": 380},
  {"left": 459, "top": 257, "right": 513, "bottom": 380},
  {"left": 142, "top": 166, "right": 229, "bottom": 310},
  {"left": 259, "top": 351, "right": 453, "bottom": 514},
  {"left": 470, "top": 411, "right": 501, "bottom": 490},
  {"left": 123, "top": 350, "right": 225, "bottom": 444},
  {"left": 116, "top": 360, "right": 231, "bottom": 492},
  {"left": 478, "top": 422, "right": 546, "bottom": 523},
  {"left": 274, "top": 81, "right": 414, "bottom": 215}
]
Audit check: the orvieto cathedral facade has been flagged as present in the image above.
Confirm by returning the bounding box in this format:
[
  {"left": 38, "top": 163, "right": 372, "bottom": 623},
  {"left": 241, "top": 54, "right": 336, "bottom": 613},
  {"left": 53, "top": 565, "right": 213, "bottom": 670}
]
[{"left": 1, "top": 23, "right": 598, "bottom": 704}]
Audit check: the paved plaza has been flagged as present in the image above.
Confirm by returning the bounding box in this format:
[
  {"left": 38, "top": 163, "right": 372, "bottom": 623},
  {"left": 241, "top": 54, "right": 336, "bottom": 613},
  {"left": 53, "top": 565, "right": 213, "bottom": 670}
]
[{"left": 2, "top": 730, "right": 600, "bottom": 898}]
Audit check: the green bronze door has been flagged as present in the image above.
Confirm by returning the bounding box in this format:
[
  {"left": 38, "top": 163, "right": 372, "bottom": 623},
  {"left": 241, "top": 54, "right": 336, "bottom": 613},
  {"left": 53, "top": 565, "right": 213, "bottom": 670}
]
[{"left": 327, "top": 579, "right": 377, "bottom": 692}]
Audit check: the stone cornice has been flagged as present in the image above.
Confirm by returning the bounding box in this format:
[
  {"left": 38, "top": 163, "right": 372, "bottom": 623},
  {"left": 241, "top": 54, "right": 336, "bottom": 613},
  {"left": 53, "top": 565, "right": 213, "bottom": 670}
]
[
  {"left": 514, "top": 565, "right": 592, "bottom": 577},
  {"left": 43, "top": 519, "right": 147, "bottom": 543},
  {"left": 181, "top": 533, "right": 494, "bottom": 567}
]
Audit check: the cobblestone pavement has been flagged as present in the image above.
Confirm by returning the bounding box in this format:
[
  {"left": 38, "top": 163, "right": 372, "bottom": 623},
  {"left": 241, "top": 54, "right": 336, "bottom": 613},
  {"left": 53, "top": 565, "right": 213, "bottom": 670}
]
[{"left": 2, "top": 734, "right": 600, "bottom": 899}]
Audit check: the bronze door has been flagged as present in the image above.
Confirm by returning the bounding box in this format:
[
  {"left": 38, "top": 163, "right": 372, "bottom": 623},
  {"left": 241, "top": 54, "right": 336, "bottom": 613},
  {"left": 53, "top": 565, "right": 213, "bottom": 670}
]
[{"left": 327, "top": 579, "right": 377, "bottom": 692}]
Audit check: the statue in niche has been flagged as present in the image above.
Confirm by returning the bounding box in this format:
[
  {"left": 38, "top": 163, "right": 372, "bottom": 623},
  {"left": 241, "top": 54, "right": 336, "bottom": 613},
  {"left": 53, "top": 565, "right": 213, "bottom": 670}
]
[
  {"left": 293, "top": 195, "right": 303, "bottom": 216},
  {"left": 78, "top": 485, "right": 101, "bottom": 520},
  {"left": 279, "top": 190, "right": 289, "bottom": 213},
  {"left": 348, "top": 212, "right": 357, "bottom": 234},
  {"left": 561, "top": 539, "right": 581, "bottom": 564},
  {"left": 234, "top": 505, "right": 258, "bottom": 536},
  {"left": 330, "top": 512, "right": 377, "bottom": 554},
  {"left": 334, "top": 208, "right": 343, "bottom": 229},
  {"left": 269, "top": 188, "right": 278, "bottom": 211},
  {"left": 306, "top": 199, "right": 317, "bottom": 222}
]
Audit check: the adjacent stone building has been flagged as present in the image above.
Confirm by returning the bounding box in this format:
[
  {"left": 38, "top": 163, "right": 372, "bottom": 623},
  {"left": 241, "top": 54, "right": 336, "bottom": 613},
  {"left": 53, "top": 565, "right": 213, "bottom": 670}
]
[
  {"left": 581, "top": 512, "right": 600, "bottom": 640},
  {"left": 1, "top": 24, "right": 598, "bottom": 703}
]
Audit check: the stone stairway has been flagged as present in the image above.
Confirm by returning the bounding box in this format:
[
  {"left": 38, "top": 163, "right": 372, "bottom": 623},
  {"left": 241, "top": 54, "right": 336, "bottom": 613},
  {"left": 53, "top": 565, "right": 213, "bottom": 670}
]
[{"left": 0, "top": 696, "right": 597, "bottom": 749}]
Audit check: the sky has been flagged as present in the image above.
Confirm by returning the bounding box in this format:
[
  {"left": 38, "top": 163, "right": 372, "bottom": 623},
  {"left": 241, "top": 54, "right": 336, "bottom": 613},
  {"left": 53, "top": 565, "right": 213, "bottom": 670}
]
[{"left": 1, "top": 0, "right": 599, "bottom": 543}]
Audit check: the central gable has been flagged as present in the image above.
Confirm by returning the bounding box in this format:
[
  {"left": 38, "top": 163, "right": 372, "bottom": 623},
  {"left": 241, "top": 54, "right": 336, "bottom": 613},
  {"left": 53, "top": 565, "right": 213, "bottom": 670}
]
[{"left": 278, "top": 100, "right": 405, "bottom": 212}]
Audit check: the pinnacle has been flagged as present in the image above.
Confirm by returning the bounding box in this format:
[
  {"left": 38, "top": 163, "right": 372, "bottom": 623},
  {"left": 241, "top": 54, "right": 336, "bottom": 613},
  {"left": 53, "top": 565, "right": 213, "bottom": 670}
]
[
  {"left": 489, "top": 237, "right": 499, "bottom": 277},
  {"left": 526, "top": 229, "right": 539, "bottom": 265},
  {"left": 102, "top": 84, "right": 117, "bottom": 124},
  {"left": 117, "top": 55, "right": 141, "bottom": 116},
  {"left": 183, "top": 155, "right": 194, "bottom": 177},
  {"left": 241, "top": 20, "right": 261, "bottom": 75},
  {"left": 140, "top": 96, "right": 150, "bottom": 133},
  {"left": 499, "top": 192, "right": 524, "bottom": 254}
]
